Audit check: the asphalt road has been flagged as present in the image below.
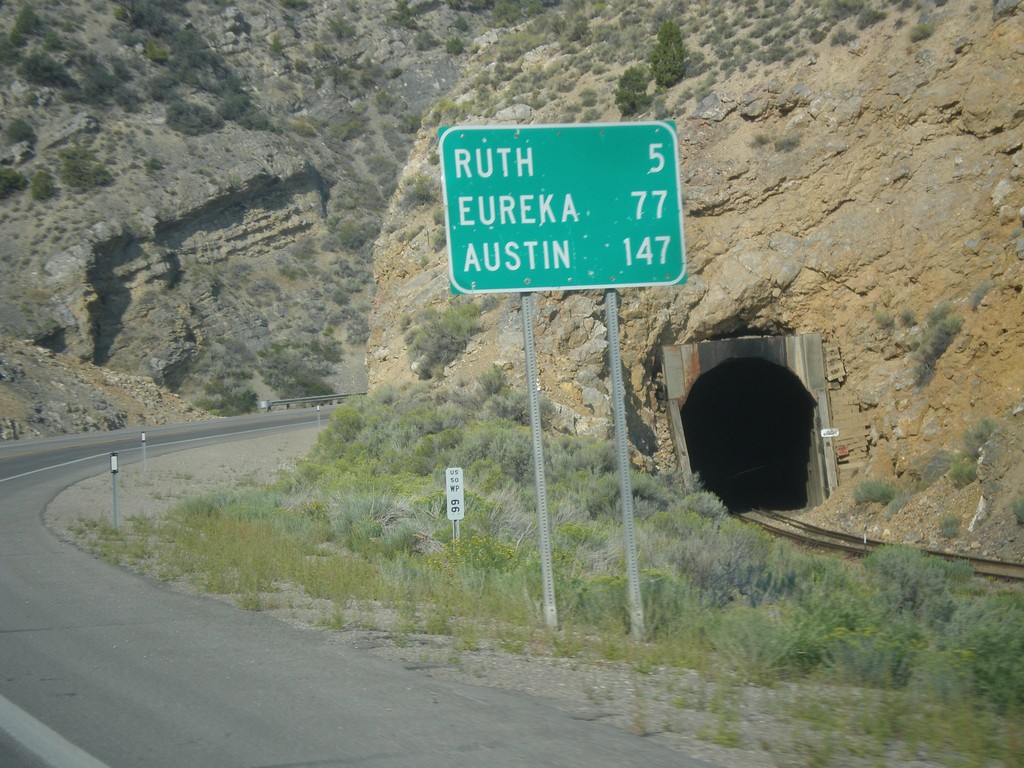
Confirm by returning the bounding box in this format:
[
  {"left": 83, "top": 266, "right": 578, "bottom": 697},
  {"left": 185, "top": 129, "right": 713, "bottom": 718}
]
[{"left": 0, "top": 413, "right": 712, "bottom": 768}]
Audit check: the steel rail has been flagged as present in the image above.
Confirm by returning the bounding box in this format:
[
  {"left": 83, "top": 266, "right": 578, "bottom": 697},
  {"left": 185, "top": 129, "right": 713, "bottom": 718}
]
[{"left": 739, "top": 510, "right": 1024, "bottom": 582}]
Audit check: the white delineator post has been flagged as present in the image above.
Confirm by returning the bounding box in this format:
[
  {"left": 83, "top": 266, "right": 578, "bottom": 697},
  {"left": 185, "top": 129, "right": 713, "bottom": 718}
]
[{"left": 110, "top": 452, "right": 120, "bottom": 529}]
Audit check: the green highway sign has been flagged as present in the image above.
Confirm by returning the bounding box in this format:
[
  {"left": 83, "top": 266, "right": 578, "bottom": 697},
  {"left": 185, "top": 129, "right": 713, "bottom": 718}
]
[{"left": 439, "top": 121, "right": 686, "bottom": 294}]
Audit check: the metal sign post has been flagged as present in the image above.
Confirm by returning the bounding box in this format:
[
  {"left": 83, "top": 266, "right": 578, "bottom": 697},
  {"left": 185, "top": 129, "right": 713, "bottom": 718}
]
[
  {"left": 605, "top": 290, "right": 645, "bottom": 639},
  {"left": 522, "top": 294, "right": 558, "bottom": 630},
  {"left": 110, "top": 452, "right": 120, "bottom": 529},
  {"left": 439, "top": 121, "right": 687, "bottom": 637}
]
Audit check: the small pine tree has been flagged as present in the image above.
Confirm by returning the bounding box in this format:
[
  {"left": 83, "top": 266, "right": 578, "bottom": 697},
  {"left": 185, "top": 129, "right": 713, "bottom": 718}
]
[
  {"left": 615, "top": 65, "right": 652, "bottom": 116},
  {"left": 5, "top": 117, "right": 36, "bottom": 145},
  {"left": 58, "top": 144, "right": 113, "bottom": 189},
  {"left": 445, "top": 36, "right": 465, "bottom": 55},
  {"left": 19, "top": 51, "right": 76, "bottom": 88},
  {"left": 0, "top": 167, "right": 29, "bottom": 199},
  {"left": 9, "top": 4, "right": 44, "bottom": 48},
  {"left": 649, "top": 20, "right": 687, "bottom": 89},
  {"left": 30, "top": 168, "right": 57, "bottom": 201}
]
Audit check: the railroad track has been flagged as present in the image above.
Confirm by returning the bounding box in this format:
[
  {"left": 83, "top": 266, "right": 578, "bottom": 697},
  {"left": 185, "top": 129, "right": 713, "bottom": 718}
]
[{"left": 739, "top": 510, "right": 1024, "bottom": 582}]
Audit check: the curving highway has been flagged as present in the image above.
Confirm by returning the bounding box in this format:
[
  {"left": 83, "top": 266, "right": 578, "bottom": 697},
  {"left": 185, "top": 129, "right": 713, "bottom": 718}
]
[{"left": 0, "top": 413, "right": 711, "bottom": 768}]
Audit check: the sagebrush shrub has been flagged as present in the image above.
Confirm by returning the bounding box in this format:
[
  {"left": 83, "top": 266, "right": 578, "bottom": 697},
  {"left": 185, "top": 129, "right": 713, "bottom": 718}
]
[
  {"left": 58, "top": 144, "right": 113, "bottom": 189},
  {"left": 969, "top": 280, "right": 995, "bottom": 310},
  {"left": 710, "top": 604, "right": 798, "bottom": 684},
  {"left": 405, "top": 303, "right": 481, "bottom": 379},
  {"left": 30, "top": 169, "right": 56, "bottom": 201},
  {"left": 913, "top": 301, "right": 962, "bottom": 385},
  {"left": 942, "top": 593, "right": 1024, "bottom": 712},
  {"left": 824, "top": 620, "right": 922, "bottom": 687},
  {"left": 667, "top": 516, "right": 797, "bottom": 608},
  {"left": 909, "top": 22, "right": 934, "bottom": 42},
  {"left": 165, "top": 99, "right": 223, "bottom": 136},
  {"left": 1011, "top": 496, "right": 1024, "bottom": 525},
  {"left": 948, "top": 456, "right": 977, "bottom": 488},
  {"left": 873, "top": 307, "right": 895, "bottom": 330},
  {"left": 87, "top": 376, "right": 1024, "bottom": 728},
  {"left": 19, "top": 51, "right": 76, "bottom": 88},
  {"left": 10, "top": 4, "right": 44, "bottom": 46},
  {"left": 260, "top": 345, "right": 332, "bottom": 396},
  {"left": 4, "top": 117, "right": 36, "bottom": 145},
  {"left": 962, "top": 416, "right": 997, "bottom": 457},
  {"left": 884, "top": 489, "right": 913, "bottom": 517},
  {"left": 401, "top": 173, "right": 437, "bottom": 209},
  {"left": 863, "top": 545, "right": 968, "bottom": 628},
  {"left": 853, "top": 478, "right": 898, "bottom": 505}
]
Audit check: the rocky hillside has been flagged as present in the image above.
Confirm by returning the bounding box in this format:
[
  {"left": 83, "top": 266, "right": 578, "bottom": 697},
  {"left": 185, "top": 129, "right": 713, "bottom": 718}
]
[
  {"left": 366, "top": 0, "right": 1024, "bottom": 557},
  {"left": 0, "top": 0, "right": 483, "bottom": 415},
  {"left": 2, "top": 0, "right": 1023, "bottom": 558}
]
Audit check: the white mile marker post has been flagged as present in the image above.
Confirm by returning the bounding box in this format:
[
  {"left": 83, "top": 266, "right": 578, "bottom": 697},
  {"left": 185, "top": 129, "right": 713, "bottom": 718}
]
[
  {"left": 110, "top": 452, "right": 120, "bottom": 529},
  {"left": 446, "top": 467, "right": 464, "bottom": 540}
]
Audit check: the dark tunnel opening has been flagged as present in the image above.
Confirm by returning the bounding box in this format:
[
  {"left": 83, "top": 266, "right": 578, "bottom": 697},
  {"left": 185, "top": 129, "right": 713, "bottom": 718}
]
[{"left": 680, "top": 357, "right": 817, "bottom": 513}]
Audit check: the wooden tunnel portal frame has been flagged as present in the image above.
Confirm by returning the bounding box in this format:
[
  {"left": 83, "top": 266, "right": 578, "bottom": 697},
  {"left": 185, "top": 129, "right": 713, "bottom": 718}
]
[{"left": 662, "top": 333, "right": 840, "bottom": 510}]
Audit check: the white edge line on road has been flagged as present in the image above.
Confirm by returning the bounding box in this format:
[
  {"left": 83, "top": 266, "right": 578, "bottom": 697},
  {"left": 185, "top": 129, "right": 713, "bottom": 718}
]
[
  {"left": 0, "top": 423, "right": 316, "bottom": 485},
  {"left": 0, "top": 692, "right": 111, "bottom": 768},
  {"left": 0, "top": 421, "right": 318, "bottom": 765}
]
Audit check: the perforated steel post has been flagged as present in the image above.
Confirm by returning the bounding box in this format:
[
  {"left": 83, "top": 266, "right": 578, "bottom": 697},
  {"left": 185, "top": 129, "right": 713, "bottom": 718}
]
[
  {"left": 521, "top": 293, "right": 558, "bottom": 629},
  {"left": 605, "top": 289, "right": 645, "bottom": 640}
]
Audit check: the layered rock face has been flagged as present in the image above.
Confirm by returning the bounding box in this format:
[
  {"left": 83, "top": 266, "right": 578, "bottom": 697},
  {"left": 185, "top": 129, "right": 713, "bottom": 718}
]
[
  {"left": 0, "top": 0, "right": 469, "bottom": 413},
  {"left": 43, "top": 157, "right": 330, "bottom": 388}
]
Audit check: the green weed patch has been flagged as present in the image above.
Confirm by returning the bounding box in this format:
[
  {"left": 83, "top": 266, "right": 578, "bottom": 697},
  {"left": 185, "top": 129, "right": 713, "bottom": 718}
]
[{"left": 84, "top": 378, "right": 1024, "bottom": 764}]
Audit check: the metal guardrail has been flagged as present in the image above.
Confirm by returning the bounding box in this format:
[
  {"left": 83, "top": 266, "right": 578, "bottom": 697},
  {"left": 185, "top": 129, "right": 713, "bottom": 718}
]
[{"left": 259, "top": 392, "right": 365, "bottom": 411}]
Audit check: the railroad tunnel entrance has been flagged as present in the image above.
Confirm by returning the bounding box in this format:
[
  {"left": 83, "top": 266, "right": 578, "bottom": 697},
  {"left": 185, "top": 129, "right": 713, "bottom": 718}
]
[
  {"left": 681, "top": 359, "right": 816, "bottom": 511},
  {"left": 662, "top": 334, "right": 839, "bottom": 512}
]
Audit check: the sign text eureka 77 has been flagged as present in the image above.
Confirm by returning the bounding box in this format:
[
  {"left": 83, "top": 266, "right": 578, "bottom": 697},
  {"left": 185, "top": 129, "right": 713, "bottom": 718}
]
[{"left": 439, "top": 122, "right": 686, "bottom": 294}]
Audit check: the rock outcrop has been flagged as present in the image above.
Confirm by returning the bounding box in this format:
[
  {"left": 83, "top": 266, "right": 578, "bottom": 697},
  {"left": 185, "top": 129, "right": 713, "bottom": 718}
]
[
  {"left": 0, "top": 0, "right": 473, "bottom": 409},
  {"left": 0, "top": 337, "right": 205, "bottom": 438},
  {"left": 367, "top": 1, "right": 1024, "bottom": 553}
]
